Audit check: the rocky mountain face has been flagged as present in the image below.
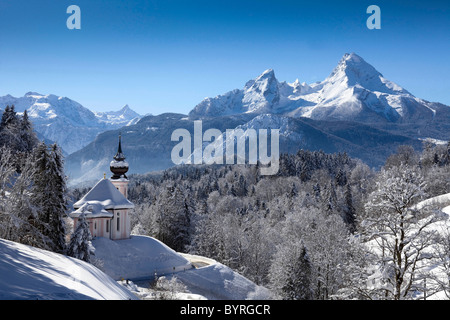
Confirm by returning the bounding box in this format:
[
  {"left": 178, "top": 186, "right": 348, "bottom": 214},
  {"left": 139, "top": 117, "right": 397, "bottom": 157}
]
[
  {"left": 0, "top": 93, "right": 141, "bottom": 154},
  {"left": 189, "top": 53, "right": 448, "bottom": 125}
]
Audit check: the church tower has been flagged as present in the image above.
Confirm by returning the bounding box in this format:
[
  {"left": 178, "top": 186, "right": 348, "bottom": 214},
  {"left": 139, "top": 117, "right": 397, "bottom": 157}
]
[
  {"left": 110, "top": 134, "right": 129, "bottom": 198},
  {"left": 70, "top": 134, "right": 134, "bottom": 240}
]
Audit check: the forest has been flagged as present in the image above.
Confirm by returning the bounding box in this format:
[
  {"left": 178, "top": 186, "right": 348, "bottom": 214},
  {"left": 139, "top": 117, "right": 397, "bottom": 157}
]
[
  {"left": 1, "top": 104, "right": 450, "bottom": 299},
  {"left": 125, "top": 141, "right": 450, "bottom": 300}
]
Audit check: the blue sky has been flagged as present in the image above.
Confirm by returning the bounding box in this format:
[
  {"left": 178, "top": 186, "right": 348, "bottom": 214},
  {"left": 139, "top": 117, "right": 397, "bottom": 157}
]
[{"left": 0, "top": 0, "right": 449, "bottom": 115}]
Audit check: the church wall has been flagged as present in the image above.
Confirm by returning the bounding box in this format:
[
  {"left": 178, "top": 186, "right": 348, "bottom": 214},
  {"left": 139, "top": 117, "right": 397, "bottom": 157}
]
[
  {"left": 72, "top": 217, "right": 112, "bottom": 239},
  {"left": 110, "top": 209, "right": 130, "bottom": 240}
]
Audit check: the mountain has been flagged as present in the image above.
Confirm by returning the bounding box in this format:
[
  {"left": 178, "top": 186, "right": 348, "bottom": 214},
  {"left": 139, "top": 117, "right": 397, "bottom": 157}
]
[
  {"left": 62, "top": 53, "right": 450, "bottom": 182},
  {"left": 0, "top": 92, "right": 141, "bottom": 154},
  {"left": 65, "top": 112, "right": 423, "bottom": 185},
  {"left": 65, "top": 113, "right": 255, "bottom": 184},
  {"left": 189, "top": 53, "right": 450, "bottom": 126},
  {"left": 94, "top": 104, "right": 141, "bottom": 126}
]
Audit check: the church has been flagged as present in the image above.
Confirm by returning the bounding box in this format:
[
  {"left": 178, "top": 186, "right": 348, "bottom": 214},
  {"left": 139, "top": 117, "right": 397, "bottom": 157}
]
[{"left": 69, "top": 135, "right": 134, "bottom": 240}]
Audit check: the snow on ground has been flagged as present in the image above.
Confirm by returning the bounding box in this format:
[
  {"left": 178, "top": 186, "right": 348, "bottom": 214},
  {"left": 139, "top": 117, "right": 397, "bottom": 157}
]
[
  {"left": 91, "top": 235, "right": 194, "bottom": 281},
  {"left": 443, "top": 206, "right": 450, "bottom": 215},
  {"left": 167, "top": 254, "right": 272, "bottom": 300},
  {"left": 92, "top": 236, "right": 271, "bottom": 300},
  {"left": 0, "top": 235, "right": 270, "bottom": 300},
  {"left": 0, "top": 238, "right": 137, "bottom": 300},
  {"left": 365, "top": 192, "right": 450, "bottom": 300},
  {"left": 415, "top": 192, "right": 450, "bottom": 211}
]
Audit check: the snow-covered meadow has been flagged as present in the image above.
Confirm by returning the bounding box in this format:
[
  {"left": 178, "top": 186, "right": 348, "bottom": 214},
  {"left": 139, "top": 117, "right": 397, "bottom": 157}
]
[{"left": 0, "top": 235, "right": 271, "bottom": 300}]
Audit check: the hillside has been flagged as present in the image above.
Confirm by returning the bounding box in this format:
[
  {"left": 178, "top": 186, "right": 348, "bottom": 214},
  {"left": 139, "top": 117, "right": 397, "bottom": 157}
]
[
  {"left": 0, "top": 235, "right": 270, "bottom": 300},
  {"left": 65, "top": 112, "right": 425, "bottom": 185},
  {"left": 91, "top": 235, "right": 271, "bottom": 300},
  {"left": 0, "top": 238, "right": 137, "bottom": 300}
]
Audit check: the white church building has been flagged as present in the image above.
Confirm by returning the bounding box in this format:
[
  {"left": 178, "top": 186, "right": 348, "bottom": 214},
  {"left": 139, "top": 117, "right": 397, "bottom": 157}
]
[{"left": 70, "top": 135, "right": 134, "bottom": 240}]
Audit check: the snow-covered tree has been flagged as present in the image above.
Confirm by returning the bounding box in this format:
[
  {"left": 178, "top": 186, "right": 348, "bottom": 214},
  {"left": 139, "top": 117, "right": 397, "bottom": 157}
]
[
  {"left": 269, "top": 241, "right": 312, "bottom": 300},
  {"left": 67, "top": 213, "right": 94, "bottom": 262},
  {"left": 360, "top": 164, "right": 439, "bottom": 300},
  {"left": 0, "top": 106, "right": 38, "bottom": 171},
  {"left": 29, "top": 142, "right": 67, "bottom": 253},
  {"left": 46, "top": 144, "right": 68, "bottom": 253},
  {"left": 18, "top": 110, "right": 38, "bottom": 154},
  {"left": 154, "top": 184, "right": 192, "bottom": 252},
  {"left": 342, "top": 183, "right": 357, "bottom": 233}
]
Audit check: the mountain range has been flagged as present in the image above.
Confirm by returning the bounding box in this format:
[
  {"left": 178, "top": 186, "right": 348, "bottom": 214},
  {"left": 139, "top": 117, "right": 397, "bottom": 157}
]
[
  {"left": 1, "top": 53, "right": 449, "bottom": 184},
  {"left": 0, "top": 92, "right": 142, "bottom": 154},
  {"left": 189, "top": 53, "right": 448, "bottom": 124}
]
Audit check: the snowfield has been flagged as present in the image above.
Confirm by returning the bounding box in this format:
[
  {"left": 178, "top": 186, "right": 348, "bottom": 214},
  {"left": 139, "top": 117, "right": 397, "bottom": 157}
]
[
  {"left": 0, "top": 238, "right": 137, "bottom": 300},
  {"left": 91, "top": 236, "right": 271, "bottom": 300},
  {"left": 0, "top": 235, "right": 271, "bottom": 300},
  {"left": 91, "top": 235, "right": 194, "bottom": 281},
  {"left": 415, "top": 192, "right": 450, "bottom": 211}
]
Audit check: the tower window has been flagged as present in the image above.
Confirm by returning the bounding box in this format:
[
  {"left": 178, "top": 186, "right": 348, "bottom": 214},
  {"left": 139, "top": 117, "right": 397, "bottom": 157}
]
[{"left": 117, "top": 212, "right": 120, "bottom": 231}]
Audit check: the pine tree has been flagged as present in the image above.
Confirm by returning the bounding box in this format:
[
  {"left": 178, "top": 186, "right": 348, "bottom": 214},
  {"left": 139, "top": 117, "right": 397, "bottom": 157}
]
[
  {"left": 46, "top": 144, "right": 68, "bottom": 253},
  {"left": 269, "top": 241, "right": 312, "bottom": 300},
  {"left": 446, "top": 140, "right": 450, "bottom": 166},
  {"left": 342, "top": 184, "right": 356, "bottom": 233},
  {"left": 0, "top": 105, "right": 19, "bottom": 130},
  {"left": 155, "top": 184, "right": 191, "bottom": 252},
  {"left": 67, "top": 213, "right": 94, "bottom": 262},
  {"left": 19, "top": 110, "right": 38, "bottom": 153},
  {"left": 0, "top": 105, "right": 20, "bottom": 154},
  {"left": 30, "top": 142, "right": 67, "bottom": 253}
]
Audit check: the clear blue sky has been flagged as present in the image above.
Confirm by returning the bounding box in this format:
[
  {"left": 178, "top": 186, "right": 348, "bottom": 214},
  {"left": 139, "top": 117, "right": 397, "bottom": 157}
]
[{"left": 0, "top": 0, "right": 449, "bottom": 115}]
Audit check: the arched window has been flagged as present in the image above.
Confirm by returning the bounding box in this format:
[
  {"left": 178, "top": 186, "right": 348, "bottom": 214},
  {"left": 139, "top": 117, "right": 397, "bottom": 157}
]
[{"left": 117, "top": 212, "right": 120, "bottom": 231}]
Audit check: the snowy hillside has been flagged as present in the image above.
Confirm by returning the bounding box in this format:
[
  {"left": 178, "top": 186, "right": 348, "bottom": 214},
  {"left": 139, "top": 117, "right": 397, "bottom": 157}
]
[
  {"left": 91, "top": 235, "right": 271, "bottom": 300},
  {"left": 0, "top": 238, "right": 137, "bottom": 300},
  {"left": 0, "top": 235, "right": 270, "bottom": 300},
  {"left": 0, "top": 92, "right": 141, "bottom": 154},
  {"left": 91, "top": 235, "right": 194, "bottom": 281},
  {"left": 189, "top": 53, "right": 449, "bottom": 124},
  {"left": 364, "top": 192, "right": 450, "bottom": 300}
]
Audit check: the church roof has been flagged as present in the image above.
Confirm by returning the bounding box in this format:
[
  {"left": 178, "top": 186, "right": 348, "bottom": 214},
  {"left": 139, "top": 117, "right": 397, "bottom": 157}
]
[
  {"left": 72, "top": 178, "right": 135, "bottom": 211},
  {"left": 70, "top": 202, "right": 114, "bottom": 218}
]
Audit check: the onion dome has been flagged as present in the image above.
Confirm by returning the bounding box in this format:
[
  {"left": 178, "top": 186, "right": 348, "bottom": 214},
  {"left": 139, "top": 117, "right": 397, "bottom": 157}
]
[{"left": 110, "top": 134, "right": 129, "bottom": 179}]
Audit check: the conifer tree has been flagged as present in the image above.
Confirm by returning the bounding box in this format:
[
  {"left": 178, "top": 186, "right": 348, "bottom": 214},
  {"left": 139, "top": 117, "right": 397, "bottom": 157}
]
[
  {"left": 67, "top": 213, "right": 94, "bottom": 262},
  {"left": 19, "top": 110, "right": 38, "bottom": 153},
  {"left": 30, "top": 142, "right": 67, "bottom": 253},
  {"left": 342, "top": 184, "right": 356, "bottom": 233},
  {"left": 269, "top": 241, "right": 312, "bottom": 300},
  {"left": 47, "top": 144, "right": 68, "bottom": 253}
]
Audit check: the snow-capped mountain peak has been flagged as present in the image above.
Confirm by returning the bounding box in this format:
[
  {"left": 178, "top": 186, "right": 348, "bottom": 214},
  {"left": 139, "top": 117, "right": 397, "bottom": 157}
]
[
  {"left": 243, "top": 68, "right": 280, "bottom": 113},
  {"left": 189, "top": 52, "right": 444, "bottom": 123},
  {"left": 94, "top": 104, "right": 141, "bottom": 126},
  {"left": 0, "top": 92, "right": 142, "bottom": 154},
  {"left": 325, "top": 52, "right": 410, "bottom": 96}
]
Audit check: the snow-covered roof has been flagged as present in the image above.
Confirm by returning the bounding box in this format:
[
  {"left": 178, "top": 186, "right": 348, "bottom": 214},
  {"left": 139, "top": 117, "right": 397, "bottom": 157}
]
[
  {"left": 70, "top": 202, "right": 114, "bottom": 218},
  {"left": 72, "top": 178, "right": 134, "bottom": 211}
]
